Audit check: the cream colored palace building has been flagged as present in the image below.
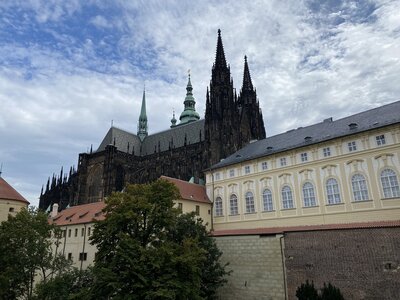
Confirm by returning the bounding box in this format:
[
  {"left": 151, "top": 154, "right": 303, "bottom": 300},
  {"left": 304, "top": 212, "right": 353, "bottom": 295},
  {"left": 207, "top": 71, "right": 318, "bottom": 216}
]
[
  {"left": 50, "top": 176, "right": 211, "bottom": 269},
  {"left": 205, "top": 101, "right": 400, "bottom": 231}
]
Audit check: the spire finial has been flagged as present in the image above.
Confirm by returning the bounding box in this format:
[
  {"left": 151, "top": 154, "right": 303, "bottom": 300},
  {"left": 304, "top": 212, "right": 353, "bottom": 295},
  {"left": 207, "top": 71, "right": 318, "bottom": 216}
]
[
  {"left": 218, "top": 29, "right": 221, "bottom": 36},
  {"left": 241, "top": 55, "right": 253, "bottom": 92},
  {"left": 244, "top": 55, "right": 247, "bottom": 62}
]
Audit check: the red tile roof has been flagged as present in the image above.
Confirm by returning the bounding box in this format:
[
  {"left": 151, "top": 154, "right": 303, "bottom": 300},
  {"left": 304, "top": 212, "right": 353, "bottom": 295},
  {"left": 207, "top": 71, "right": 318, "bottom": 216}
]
[
  {"left": 211, "top": 220, "right": 400, "bottom": 236},
  {"left": 0, "top": 177, "right": 29, "bottom": 204},
  {"left": 50, "top": 201, "right": 106, "bottom": 226},
  {"left": 160, "top": 176, "right": 211, "bottom": 204}
]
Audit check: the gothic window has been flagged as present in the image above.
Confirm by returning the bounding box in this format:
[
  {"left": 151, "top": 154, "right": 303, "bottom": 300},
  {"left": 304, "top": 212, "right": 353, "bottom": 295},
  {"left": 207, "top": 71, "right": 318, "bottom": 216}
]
[
  {"left": 300, "top": 153, "right": 308, "bottom": 162},
  {"left": 281, "top": 186, "right": 294, "bottom": 209},
  {"left": 303, "top": 182, "right": 316, "bottom": 207},
  {"left": 262, "top": 189, "right": 273, "bottom": 211},
  {"left": 245, "top": 191, "right": 255, "bottom": 213},
  {"left": 376, "top": 134, "right": 386, "bottom": 146},
  {"left": 230, "top": 194, "right": 238, "bottom": 215},
  {"left": 326, "top": 178, "right": 341, "bottom": 204},
  {"left": 351, "top": 174, "right": 369, "bottom": 201},
  {"left": 215, "top": 197, "right": 223, "bottom": 216},
  {"left": 348, "top": 141, "right": 357, "bottom": 152},
  {"left": 323, "top": 147, "right": 331, "bottom": 157},
  {"left": 380, "top": 169, "right": 400, "bottom": 198}
]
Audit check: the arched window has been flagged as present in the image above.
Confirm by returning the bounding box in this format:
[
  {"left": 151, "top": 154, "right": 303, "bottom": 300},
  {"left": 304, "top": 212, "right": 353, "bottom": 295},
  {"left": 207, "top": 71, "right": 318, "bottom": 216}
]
[
  {"left": 215, "top": 197, "right": 223, "bottom": 216},
  {"left": 281, "top": 186, "right": 294, "bottom": 209},
  {"left": 230, "top": 194, "right": 238, "bottom": 215},
  {"left": 351, "top": 174, "right": 369, "bottom": 201},
  {"left": 303, "top": 182, "right": 316, "bottom": 207},
  {"left": 381, "top": 169, "right": 400, "bottom": 198},
  {"left": 245, "top": 191, "right": 255, "bottom": 213},
  {"left": 262, "top": 189, "right": 273, "bottom": 211},
  {"left": 326, "top": 178, "right": 341, "bottom": 204}
]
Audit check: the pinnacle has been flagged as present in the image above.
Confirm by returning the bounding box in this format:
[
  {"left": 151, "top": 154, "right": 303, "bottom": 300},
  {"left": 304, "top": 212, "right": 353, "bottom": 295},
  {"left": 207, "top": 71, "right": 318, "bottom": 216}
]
[
  {"left": 214, "top": 29, "right": 227, "bottom": 68},
  {"left": 242, "top": 55, "right": 253, "bottom": 92}
]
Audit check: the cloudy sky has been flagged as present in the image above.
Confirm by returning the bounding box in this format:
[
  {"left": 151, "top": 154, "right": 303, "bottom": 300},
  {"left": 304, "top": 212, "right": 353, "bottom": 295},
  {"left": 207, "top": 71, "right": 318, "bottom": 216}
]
[{"left": 1, "top": 0, "right": 399, "bottom": 207}]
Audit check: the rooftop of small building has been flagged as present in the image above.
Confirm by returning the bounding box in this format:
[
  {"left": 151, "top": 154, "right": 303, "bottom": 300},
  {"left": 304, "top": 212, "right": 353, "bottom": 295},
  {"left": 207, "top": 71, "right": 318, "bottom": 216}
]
[
  {"left": 209, "top": 100, "right": 400, "bottom": 170},
  {"left": 50, "top": 201, "right": 106, "bottom": 226},
  {"left": 161, "top": 175, "right": 211, "bottom": 204},
  {"left": 0, "top": 176, "right": 29, "bottom": 204}
]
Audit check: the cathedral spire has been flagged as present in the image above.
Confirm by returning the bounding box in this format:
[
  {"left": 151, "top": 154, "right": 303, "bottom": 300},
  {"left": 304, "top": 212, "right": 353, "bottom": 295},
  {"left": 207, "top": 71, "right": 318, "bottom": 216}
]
[
  {"left": 179, "top": 71, "right": 200, "bottom": 124},
  {"left": 137, "top": 88, "right": 148, "bottom": 141},
  {"left": 214, "top": 29, "right": 227, "bottom": 68},
  {"left": 242, "top": 55, "right": 253, "bottom": 92}
]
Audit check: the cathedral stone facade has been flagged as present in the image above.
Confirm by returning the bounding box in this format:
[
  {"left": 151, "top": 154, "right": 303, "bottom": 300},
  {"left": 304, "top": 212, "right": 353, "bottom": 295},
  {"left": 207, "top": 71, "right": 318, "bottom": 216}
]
[{"left": 39, "top": 30, "right": 266, "bottom": 210}]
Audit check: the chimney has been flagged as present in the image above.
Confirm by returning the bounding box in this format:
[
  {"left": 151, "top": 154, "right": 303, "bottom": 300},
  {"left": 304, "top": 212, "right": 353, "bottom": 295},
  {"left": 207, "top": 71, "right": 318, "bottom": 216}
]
[{"left": 51, "top": 203, "right": 59, "bottom": 218}]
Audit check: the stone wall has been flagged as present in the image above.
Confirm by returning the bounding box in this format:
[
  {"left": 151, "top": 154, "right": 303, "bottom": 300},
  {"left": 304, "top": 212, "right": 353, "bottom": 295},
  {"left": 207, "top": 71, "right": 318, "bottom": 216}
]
[
  {"left": 284, "top": 228, "right": 400, "bottom": 300},
  {"left": 214, "top": 235, "right": 285, "bottom": 300}
]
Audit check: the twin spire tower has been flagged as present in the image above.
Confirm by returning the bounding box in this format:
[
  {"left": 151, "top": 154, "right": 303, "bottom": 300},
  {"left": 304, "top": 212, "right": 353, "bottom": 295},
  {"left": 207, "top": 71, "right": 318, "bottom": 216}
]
[{"left": 137, "top": 29, "right": 265, "bottom": 164}]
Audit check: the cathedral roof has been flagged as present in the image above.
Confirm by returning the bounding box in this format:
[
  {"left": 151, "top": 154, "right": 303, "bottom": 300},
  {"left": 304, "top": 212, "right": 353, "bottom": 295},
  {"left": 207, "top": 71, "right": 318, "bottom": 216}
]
[
  {"left": 97, "top": 119, "right": 205, "bottom": 156},
  {"left": 0, "top": 177, "right": 29, "bottom": 204},
  {"left": 210, "top": 100, "right": 400, "bottom": 170}
]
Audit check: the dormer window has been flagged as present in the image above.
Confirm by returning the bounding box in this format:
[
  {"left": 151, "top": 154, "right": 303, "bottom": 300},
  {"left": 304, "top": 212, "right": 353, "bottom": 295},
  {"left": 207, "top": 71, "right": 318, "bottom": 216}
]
[{"left": 348, "top": 123, "right": 358, "bottom": 130}]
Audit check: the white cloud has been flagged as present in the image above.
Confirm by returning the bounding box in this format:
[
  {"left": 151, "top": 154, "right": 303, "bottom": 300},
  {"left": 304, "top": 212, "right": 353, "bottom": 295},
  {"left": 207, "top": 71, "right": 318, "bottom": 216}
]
[{"left": 1, "top": 0, "right": 399, "bottom": 206}]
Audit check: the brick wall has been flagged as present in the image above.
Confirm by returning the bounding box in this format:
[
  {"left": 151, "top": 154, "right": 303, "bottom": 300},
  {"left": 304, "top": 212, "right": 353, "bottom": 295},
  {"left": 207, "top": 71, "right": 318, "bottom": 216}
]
[
  {"left": 284, "top": 228, "right": 400, "bottom": 300},
  {"left": 215, "top": 235, "right": 285, "bottom": 300}
]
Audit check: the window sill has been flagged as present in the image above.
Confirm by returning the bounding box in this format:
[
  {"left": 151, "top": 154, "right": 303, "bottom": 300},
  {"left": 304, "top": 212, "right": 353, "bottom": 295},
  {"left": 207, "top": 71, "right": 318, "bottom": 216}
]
[
  {"left": 229, "top": 214, "right": 240, "bottom": 216},
  {"left": 244, "top": 212, "right": 257, "bottom": 215},
  {"left": 303, "top": 205, "right": 319, "bottom": 208},
  {"left": 326, "top": 202, "right": 344, "bottom": 206},
  {"left": 262, "top": 210, "right": 275, "bottom": 213},
  {"left": 352, "top": 199, "right": 373, "bottom": 203},
  {"left": 381, "top": 196, "right": 400, "bottom": 200},
  {"left": 281, "top": 207, "right": 296, "bottom": 210},
  {"left": 214, "top": 215, "right": 224, "bottom": 218}
]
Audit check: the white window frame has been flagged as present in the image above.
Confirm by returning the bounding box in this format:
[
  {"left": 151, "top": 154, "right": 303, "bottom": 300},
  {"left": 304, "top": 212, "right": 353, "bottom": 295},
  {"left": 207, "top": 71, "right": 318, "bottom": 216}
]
[
  {"left": 261, "top": 161, "right": 268, "bottom": 171},
  {"left": 380, "top": 169, "right": 400, "bottom": 198},
  {"left": 303, "top": 182, "right": 316, "bottom": 207},
  {"left": 351, "top": 174, "right": 369, "bottom": 201},
  {"left": 348, "top": 141, "right": 357, "bottom": 152},
  {"left": 230, "top": 194, "right": 238, "bottom": 215},
  {"left": 323, "top": 147, "right": 331, "bottom": 157},
  {"left": 326, "top": 178, "right": 341, "bottom": 204},
  {"left": 229, "top": 169, "right": 235, "bottom": 177},
  {"left": 215, "top": 197, "right": 223, "bottom": 216},
  {"left": 280, "top": 157, "right": 287, "bottom": 167},
  {"left": 300, "top": 152, "right": 308, "bottom": 162},
  {"left": 262, "top": 189, "right": 273, "bottom": 211},
  {"left": 376, "top": 134, "right": 386, "bottom": 146},
  {"left": 281, "top": 186, "right": 294, "bottom": 209},
  {"left": 245, "top": 191, "right": 255, "bottom": 213},
  {"left": 244, "top": 166, "right": 251, "bottom": 174},
  {"left": 215, "top": 172, "right": 220, "bottom": 180}
]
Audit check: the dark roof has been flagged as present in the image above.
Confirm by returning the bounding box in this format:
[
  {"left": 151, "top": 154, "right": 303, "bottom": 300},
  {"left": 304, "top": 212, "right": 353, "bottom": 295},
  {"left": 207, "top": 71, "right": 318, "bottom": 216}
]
[
  {"left": 97, "top": 127, "right": 141, "bottom": 155},
  {"left": 141, "top": 119, "right": 204, "bottom": 155},
  {"left": 97, "top": 119, "right": 205, "bottom": 156},
  {"left": 210, "top": 100, "right": 400, "bottom": 170},
  {"left": 211, "top": 220, "right": 400, "bottom": 236},
  {"left": 0, "top": 177, "right": 30, "bottom": 204}
]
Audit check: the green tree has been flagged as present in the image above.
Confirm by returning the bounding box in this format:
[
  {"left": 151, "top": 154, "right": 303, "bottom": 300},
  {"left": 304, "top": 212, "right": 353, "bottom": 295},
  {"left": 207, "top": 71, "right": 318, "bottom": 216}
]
[
  {"left": 34, "top": 268, "right": 94, "bottom": 300},
  {"left": 320, "top": 282, "right": 344, "bottom": 300},
  {"left": 89, "top": 179, "right": 229, "bottom": 299},
  {"left": 169, "top": 212, "right": 229, "bottom": 299},
  {"left": 0, "top": 207, "right": 70, "bottom": 299},
  {"left": 296, "top": 280, "right": 319, "bottom": 300}
]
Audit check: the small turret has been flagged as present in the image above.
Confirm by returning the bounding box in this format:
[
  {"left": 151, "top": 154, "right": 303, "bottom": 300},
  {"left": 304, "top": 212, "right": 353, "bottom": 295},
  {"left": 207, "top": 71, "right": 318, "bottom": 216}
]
[
  {"left": 179, "top": 71, "right": 200, "bottom": 125},
  {"left": 137, "top": 89, "right": 148, "bottom": 141},
  {"left": 170, "top": 110, "right": 177, "bottom": 128}
]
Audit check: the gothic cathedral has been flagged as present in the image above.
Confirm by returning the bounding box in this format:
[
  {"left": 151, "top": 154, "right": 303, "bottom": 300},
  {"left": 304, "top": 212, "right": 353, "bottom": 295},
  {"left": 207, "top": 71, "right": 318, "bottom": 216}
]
[{"left": 39, "top": 30, "right": 266, "bottom": 210}]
